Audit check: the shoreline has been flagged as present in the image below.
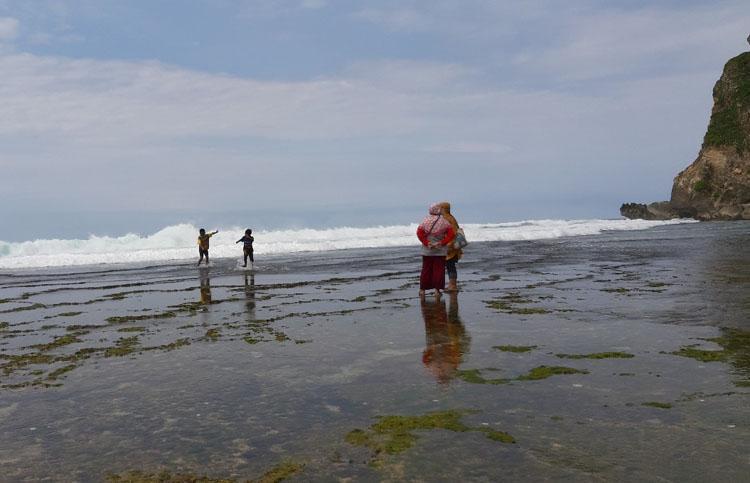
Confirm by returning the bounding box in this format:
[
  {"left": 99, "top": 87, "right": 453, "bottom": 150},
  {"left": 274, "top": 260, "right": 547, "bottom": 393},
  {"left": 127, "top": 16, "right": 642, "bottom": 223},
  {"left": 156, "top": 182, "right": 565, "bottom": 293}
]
[{"left": 0, "top": 218, "right": 698, "bottom": 271}]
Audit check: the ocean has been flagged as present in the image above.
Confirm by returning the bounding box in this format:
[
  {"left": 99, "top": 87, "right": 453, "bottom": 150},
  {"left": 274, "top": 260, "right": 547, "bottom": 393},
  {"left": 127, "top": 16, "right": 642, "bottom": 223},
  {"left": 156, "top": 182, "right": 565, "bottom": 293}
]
[
  {"left": 0, "top": 219, "right": 748, "bottom": 481},
  {"left": 0, "top": 218, "right": 693, "bottom": 270}
]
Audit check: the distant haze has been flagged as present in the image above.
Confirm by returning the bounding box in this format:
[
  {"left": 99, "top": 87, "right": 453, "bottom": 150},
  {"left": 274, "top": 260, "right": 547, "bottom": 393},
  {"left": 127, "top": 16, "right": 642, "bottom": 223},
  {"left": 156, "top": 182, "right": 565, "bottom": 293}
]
[{"left": 0, "top": 1, "right": 748, "bottom": 240}]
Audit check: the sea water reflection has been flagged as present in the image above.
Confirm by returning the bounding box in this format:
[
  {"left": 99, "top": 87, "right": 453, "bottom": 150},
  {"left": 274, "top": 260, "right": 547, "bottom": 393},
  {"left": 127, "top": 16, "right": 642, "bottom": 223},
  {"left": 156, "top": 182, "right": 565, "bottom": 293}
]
[
  {"left": 244, "top": 273, "right": 255, "bottom": 319},
  {"left": 421, "top": 293, "right": 471, "bottom": 384},
  {"left": 199, "top": 270, "right": 212, "bottom": 305}
]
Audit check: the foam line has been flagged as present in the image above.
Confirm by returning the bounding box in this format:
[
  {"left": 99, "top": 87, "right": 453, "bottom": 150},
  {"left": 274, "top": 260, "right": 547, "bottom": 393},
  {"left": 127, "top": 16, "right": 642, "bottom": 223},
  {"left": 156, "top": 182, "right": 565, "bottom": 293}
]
[{"left": 0, "top": 219, "right": 695, "bottom": 269}]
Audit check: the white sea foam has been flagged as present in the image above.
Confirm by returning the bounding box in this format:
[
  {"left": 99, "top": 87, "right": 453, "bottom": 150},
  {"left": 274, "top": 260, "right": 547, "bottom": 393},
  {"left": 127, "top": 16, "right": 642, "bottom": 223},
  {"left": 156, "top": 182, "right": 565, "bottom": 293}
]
[{"left": 0, "top": 219, "right": 695, "bottom": 269}]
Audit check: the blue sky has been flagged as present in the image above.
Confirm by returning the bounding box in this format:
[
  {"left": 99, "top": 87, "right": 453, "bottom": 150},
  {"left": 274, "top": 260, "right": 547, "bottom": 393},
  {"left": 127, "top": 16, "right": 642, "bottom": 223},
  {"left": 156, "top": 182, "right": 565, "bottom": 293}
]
[{"left": 1, "top": 0, "right": 748, "bottom": 239}]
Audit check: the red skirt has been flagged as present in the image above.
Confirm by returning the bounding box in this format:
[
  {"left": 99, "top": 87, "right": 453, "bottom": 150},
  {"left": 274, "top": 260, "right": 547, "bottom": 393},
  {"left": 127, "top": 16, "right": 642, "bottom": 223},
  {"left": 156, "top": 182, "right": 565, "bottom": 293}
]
[{"left": 420, "top": 256, "right": 446, "bottom": 290}]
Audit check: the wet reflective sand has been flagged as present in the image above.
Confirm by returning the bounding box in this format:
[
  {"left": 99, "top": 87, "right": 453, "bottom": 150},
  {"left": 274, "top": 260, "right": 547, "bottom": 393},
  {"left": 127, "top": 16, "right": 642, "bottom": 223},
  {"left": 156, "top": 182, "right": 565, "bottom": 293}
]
[{"left": 0, "top": 222, "right": 748, "bottom": 481}]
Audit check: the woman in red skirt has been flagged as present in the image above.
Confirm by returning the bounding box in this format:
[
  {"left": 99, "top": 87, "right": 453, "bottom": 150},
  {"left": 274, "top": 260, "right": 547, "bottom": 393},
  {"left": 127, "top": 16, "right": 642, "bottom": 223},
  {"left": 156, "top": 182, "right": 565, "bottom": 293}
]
[{"left": 416, "top": 203, "right": 455, "bottom": 298}]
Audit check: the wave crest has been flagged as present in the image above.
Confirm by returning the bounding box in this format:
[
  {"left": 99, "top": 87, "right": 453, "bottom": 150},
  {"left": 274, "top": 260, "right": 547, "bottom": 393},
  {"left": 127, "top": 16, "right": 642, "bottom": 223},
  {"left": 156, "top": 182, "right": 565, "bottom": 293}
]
[{"left": 0, "top": 219, "right": 693, "bottom": 269}]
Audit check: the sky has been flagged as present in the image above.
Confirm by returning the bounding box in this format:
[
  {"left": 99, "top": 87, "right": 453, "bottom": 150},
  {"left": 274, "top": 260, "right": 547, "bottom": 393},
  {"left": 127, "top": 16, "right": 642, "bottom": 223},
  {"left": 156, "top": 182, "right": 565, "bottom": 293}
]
[{"left": 0, "top": 0, "right": 748, "bottom": 240}]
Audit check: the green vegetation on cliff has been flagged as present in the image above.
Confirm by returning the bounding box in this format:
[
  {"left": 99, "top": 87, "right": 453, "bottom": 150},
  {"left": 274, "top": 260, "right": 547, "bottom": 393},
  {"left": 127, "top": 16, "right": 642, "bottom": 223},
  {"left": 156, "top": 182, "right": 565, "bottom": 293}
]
[{"left": 703, "top": 52, "right": 750, "bottom": 154}]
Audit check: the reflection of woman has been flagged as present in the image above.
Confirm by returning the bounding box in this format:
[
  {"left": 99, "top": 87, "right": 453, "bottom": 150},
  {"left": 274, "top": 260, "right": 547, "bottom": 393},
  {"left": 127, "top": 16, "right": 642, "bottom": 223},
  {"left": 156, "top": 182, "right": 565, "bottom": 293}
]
[
  {"left": 421, "top": 294, "right": 471, "bottom": 384},
  {"left": 440, "top": 202, "right": 462, "bottom": 292},
  {"left": 417, "top": 203, "right": 455, "bottom": 298}
]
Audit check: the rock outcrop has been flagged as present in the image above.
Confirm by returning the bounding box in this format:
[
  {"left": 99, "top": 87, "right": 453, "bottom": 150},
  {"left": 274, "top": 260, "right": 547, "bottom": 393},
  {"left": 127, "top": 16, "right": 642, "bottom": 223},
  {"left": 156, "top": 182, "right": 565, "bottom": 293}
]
[
  {"left": 619, "top": 201, "right": 687, "bottom": 220},
  {"left": 622, "top": 49, "right": 750, "bottom": 220}
]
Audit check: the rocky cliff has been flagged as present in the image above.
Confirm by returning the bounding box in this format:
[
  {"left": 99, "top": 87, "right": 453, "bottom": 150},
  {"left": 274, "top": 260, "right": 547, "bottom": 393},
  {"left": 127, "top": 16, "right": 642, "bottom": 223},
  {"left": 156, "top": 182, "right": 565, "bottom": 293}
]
[{"left": 622, "top": 50, "right": 750, "bottom": 220}]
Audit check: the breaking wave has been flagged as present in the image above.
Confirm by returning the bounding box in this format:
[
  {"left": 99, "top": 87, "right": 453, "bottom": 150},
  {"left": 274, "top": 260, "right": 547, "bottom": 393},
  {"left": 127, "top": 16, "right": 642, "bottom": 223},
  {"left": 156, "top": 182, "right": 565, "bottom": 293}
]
[{"left": 0, "top": 219, "right": 695, "bottom": 269}]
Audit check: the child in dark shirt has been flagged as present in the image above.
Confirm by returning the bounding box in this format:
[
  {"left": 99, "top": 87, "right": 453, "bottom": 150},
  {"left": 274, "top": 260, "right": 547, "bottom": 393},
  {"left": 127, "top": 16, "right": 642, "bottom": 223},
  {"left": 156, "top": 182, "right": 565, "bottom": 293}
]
[{"left": 236, "top": 229, "right": 254, "bottom": 268}]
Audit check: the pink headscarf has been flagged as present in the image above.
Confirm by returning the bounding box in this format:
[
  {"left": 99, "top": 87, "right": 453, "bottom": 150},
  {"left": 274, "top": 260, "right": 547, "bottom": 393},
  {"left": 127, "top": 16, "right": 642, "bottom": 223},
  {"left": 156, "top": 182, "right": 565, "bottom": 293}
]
[{"left": 419, "top": 203, "right": 451, "bottom": 237}]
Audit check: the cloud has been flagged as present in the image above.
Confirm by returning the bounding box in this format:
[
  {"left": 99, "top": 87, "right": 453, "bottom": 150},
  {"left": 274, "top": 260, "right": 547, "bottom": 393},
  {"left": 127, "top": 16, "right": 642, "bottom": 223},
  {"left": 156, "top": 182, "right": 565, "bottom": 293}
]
[
  {"left": 0, "top": 1, "right": 746, "bottom": 217},
  {"left": 349, "top": 1, "right": 749, "bottom": 85},
  {"left": 0, "top": 49, "right": 715, "bottom": 189},
  {"left": 517, "top": 3, "right": 750, "bottom": 81},
  {"left": 0, "top": 16, "right": 18, "bottom": 40},
  {"left": 352, "top": 0, "right": 544, "bottom": 36},
  {"left": 239, "top": 0, "right": 328, "bottom": 18},
  {"left": 0, "top": 54, "right": 511, "bottom": 147},
  {"left": 353, "top": 7, "right": 432, "bottom": 32},
  {"left": 300, "top": 0, "right": 327, "bottom": 9},
  {"left": 421, "top": 143, "right": 512, "bottom": 155}
]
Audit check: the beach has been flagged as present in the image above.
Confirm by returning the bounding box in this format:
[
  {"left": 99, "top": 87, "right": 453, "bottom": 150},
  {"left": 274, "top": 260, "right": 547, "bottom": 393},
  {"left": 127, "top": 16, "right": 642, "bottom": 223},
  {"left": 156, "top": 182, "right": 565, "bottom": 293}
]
[{"left": 0, "top": 220, "right": 748, "bottom": 481}]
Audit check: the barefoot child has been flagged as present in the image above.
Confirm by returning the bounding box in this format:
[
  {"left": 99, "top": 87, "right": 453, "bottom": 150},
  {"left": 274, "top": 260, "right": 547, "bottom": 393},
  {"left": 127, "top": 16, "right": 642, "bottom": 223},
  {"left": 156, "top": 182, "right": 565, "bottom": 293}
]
[
  {"left": 197, "top": 228, "right": 219, "bottom": 266},
  {"left": 235, "top": 229, "right": 254, "bottom": 268}
]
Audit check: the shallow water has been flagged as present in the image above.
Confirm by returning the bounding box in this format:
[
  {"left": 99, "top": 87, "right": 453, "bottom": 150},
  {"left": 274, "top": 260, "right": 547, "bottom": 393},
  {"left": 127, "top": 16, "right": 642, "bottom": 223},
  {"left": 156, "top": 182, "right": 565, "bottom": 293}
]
[{"left": 0, "top": 222, "right": 748, "bottom": 481}]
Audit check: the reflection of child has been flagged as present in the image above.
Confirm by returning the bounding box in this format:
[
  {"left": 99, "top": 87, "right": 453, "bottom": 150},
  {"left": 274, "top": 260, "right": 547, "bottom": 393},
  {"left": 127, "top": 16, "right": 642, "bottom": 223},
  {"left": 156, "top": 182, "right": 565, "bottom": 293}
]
[
  {"left": 235, "top": 229, "right": 254, "bottom": 268},
  {"left": 197, "top": 228, "right": 218, "bottom": 266},
  {"left": 199, "top": 273, "right": 212, "bottom": 304}
]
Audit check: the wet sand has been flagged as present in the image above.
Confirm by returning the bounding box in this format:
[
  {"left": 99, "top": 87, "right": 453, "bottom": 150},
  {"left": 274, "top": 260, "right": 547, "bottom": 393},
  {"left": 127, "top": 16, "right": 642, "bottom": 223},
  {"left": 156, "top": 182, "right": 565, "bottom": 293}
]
[{"left": 0, "top": 222, "right": 748, "bottom": 481}]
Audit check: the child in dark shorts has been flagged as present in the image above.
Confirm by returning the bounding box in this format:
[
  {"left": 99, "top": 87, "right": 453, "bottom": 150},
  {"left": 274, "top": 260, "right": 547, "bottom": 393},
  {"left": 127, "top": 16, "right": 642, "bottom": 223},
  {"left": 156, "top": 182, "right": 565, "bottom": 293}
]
[
  {"left": 197, "top": 228, "right": 218, "bottom": 266},
  {"left": 235, "top": 229, "right": 254, "bottom": 268}
]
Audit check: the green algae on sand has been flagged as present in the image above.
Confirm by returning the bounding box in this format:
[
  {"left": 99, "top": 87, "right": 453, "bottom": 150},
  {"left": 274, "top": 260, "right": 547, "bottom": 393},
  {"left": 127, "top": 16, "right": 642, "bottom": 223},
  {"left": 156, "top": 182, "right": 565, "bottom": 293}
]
[
  {"left": 106, "top": 460, "right": 304, "bottom": 483},
  {"left": 672, "top": 346, "right": 726, "bottom": 362},
  {"left": 106, "top": 311, "right": 177, "bottom": 324},
  {"left": 204, "top": 328, "right": 220, "bottom": 341},
  {"left": 556, "top": 352, "right": 634, "bottom": 360},
  {"left": 107, "top": 470, "right": 235, "bottom": 483},
  {"left": 56, "top": 311, "right": 84, "bottom": 317},
  {"left": 104, "top": 336, "right": 140, "bottom": 357},
  {"left": 456, "top": 369, "right": 510, "bottom": 385},
  {"left": 256, "top": 460, "right": 305, "bottom": 483},
  {"left": 671, "top": 328, "right": 750, "bottom": 386},
  {"left": 493, "top": 345, "right": 537, "bottom": 353},
  {"left": 47, "top": 364, "right": 77, "bottom": 380},
  {"left": 641, "top": 401, "right": 673, "bottom": 409},
  {"left": 31, "top": 334, "right": 82, "bottom": 352},
  {"left": 457, "top": 365, "right": 588, "bottom": 385},
  {"left": 346, "top": 410, "right": 515, "bottom": 463},
  {"left": 484, "top": 300, "right": 550, "bottom": 315},
  {"left": 516, "top": 365, "right": 589, "bottom": 381}
]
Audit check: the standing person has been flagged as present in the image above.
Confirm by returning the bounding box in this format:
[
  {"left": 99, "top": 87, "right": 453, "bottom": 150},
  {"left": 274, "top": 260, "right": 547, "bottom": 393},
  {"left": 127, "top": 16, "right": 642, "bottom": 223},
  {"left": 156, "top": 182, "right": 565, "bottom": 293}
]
[
  {"left": 197, "top": 228, "right": 219, "bottom": 266},
  {"left": 417, "top": 203, "right": 455, "bottom": 298},
  {"left": 235, "top": 229, "right": 255, "bottom": 268},
  {"left": 440, "top": 202, "right": 462, "bottom": 292}
]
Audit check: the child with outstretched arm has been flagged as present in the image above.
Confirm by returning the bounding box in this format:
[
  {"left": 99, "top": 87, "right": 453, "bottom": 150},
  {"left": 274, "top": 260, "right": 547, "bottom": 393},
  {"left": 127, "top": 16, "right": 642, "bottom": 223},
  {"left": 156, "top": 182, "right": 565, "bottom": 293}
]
[
  {"left": 236, "top": 229, "right": 254, "bottom": 268},
  {"left": 197, "top": 228, "right": 219, "bottom": 266}
]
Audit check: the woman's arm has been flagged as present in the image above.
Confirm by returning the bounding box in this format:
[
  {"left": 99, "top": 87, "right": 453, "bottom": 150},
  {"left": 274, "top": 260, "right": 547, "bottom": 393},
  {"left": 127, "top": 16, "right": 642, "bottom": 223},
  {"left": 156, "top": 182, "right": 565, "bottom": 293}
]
[
  {"left": 416, "top": 226, "right": 429, "bottom": 246},
  {"left": 437, "top": 227, "right": 455, "bottom": 246}
]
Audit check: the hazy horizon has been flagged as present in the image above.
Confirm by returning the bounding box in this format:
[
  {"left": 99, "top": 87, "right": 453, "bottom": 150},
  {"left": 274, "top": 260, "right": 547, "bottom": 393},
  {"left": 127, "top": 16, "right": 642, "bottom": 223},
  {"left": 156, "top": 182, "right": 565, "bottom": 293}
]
[{"left": 3, "top": 194, "right": 622, "bottom": 242}]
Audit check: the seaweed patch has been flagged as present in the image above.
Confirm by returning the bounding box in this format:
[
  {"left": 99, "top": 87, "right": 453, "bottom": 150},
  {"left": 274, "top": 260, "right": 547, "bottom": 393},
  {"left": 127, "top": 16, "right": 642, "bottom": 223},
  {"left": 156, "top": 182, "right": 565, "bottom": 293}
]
[
  {"left": 492, "top": 345, "right": 537, "bottom": 353},
  {"left": 346, "top": 410, "right": 514, "bottom": 465},
  {"left": 556, "top": 352, "right": 634, "bottom": 360},
  {"left": 641, "top": 401, "right": 673, "bottom": 409},
  {"left": 516, "top": 366, "right": 588, "bottom": 381},
  {"left": 456, "top": 369, "right": 510, "bottom": 385},
  {"left": 671, "top": 328, "right": 750, "bottom": 386},
  {"left": 457, "top": 365, "right": 588, "bottom": 384},
  {"left": 104, "top": 336, "right": 140, "bottom": 357}
]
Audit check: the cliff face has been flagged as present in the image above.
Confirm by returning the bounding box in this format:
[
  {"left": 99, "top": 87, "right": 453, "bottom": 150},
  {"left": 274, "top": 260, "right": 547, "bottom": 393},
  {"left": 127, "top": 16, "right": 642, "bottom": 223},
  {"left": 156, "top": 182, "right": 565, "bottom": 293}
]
[{"left": 670, "top": 52, "right": 750, "bottom": 220}]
